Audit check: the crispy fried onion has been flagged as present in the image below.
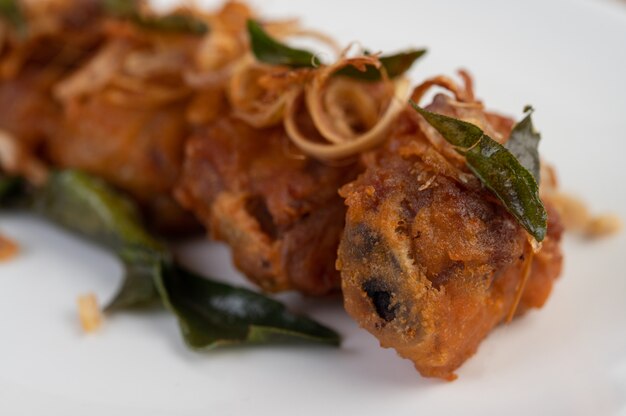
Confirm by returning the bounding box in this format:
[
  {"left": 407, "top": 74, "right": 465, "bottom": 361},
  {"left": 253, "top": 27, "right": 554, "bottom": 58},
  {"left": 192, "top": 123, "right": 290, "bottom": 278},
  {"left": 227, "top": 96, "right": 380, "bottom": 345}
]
[
  {"left": 410, "top": 70, "right": 476, "bottom": 105},
  {"left": 54, "top": 41, "right": 129, "bottom": 101},
  {"left": 55, "top": 34, "right": 193, "bottom": 107},
  {"left": 227, "top": 54, "right": 310, "bottom": 128},
  {"left": 0, "top": 129, "right": 48, "bottom": 185},
  {"left": 284, "top": 57, "right": 411, "bottom": 159}
]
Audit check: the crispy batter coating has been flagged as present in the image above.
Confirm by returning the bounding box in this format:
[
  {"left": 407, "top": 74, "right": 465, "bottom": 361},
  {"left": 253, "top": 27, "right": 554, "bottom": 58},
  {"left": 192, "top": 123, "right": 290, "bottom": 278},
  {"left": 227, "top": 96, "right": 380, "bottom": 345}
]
[
  {"left": 47, "top": 92, "right": 193, "bottom": 231},
  {"left": 44, "top": 24, "right": 202, "bottom": 232},
  {"left": 176, "top": 115, "right": 360, "bottom": 294},
  {"left": 337, "top": 97, "right": 563, "bottom": 380},
  {"left": 0, "top": 0, "right": 103, "bottom": 149}
]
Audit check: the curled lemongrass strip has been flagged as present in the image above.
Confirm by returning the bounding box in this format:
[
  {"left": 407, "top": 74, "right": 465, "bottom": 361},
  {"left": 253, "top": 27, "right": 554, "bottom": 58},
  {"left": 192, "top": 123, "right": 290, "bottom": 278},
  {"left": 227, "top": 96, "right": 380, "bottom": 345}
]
[
  {"left": 285, "top": 76, "right": 410, "bottom": 160},
  {"left": 228, "top": 55, "right": 286, "bottom": 128},
  {"left": 228, "top": 55, "right": 306, "bottom": 128},
  {"left": 54, "top": 41, "right": 130, "bottom": 102},
  {"left": 323, "top": 78, "right": 381, "bottom": 139},
  {"left": 305, "top": 56, "right": 386, "bottom": 145},
  {"left": 410, "top": 72, "right": 475, "bottom": 105},
  {"left": 227, "top": 24, "right": 344, "bottom": 128},
  {"left": 0, "top": 130, "right": 48, "bottom": 186}
]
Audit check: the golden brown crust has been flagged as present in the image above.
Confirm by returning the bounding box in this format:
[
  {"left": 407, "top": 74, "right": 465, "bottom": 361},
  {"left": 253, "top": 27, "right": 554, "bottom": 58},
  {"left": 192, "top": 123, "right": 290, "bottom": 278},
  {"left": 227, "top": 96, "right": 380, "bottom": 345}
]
[
  {"left": 176, "top": 115, "right": 360, "bottom": 294},
  {"left": 0, "top": 0, "right": 104, "bottom": 150},
  {"left": 338, "top": 102, "right": 563, "bottom": 380}
]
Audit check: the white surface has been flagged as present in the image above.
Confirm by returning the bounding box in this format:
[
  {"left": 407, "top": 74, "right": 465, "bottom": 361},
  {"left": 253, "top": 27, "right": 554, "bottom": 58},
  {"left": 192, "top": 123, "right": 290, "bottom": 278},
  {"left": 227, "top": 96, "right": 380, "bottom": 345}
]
[{"left": 2, "top": 0, "right": 626, "bottom": 414}]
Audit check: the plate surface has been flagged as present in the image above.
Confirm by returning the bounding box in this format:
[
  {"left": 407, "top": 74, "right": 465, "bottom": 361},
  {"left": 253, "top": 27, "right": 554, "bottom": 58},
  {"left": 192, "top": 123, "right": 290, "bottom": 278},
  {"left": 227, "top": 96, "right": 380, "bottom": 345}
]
[{"left": 1, "top": 0, "right": 626, "bottom": 414}]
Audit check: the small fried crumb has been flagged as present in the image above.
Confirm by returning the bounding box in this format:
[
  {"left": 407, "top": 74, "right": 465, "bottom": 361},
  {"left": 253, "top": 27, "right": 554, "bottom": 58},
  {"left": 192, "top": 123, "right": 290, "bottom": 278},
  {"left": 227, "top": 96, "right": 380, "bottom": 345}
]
[
  {"left": 585, "top": 214, "right": 622, "bottom": 238},
  {"left": 0, "top": 233, "right": 19, "bottom": 262},
  {"left": 77, "top": 293, "right": 103, "bottom": 333}
]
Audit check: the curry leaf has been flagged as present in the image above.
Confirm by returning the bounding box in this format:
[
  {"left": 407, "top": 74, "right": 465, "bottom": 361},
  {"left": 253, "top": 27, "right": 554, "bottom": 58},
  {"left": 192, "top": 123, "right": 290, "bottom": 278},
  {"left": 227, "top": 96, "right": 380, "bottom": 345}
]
[
  {"left": 247, "top": 19, "right": 424, "bottom": 81},
  {"left": 32, "top": 170, "right": 167, "bottom": 310},
  {"left": 0, "top": 0, "right": 26, "bottom": 35},
  {"left": 0, "top": 175, "right": 24, "bottom": 205},
  {"left": 156, "top": 263, "right": 341, "bottom": 348},
  {"left": 410, "top": 102, "right": 547, "bottom": 242},
  {"left": 505, "top": 107, "right": 541, "bottom": 182},
  {"left": 103, "top": 0, "right": 208, "bottom": 35},
  {"left": 247, "top": 19, "right": 319, "bottom": 68},
  {"left": 335, "top": 49, "right": 426, "bottom": 81},
  {"left": 29, "top": 170, "right": 341, "bottom": 347}
]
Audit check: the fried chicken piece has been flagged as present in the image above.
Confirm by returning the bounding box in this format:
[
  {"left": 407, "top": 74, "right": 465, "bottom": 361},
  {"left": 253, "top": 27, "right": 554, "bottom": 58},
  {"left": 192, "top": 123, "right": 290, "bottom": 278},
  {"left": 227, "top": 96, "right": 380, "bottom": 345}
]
[
  {"left": 175, "top": 115, "right": 360, "bottom": 295},
  {"left": 44, "top": 20, "right": 203, "bottom": 232},
  {"left": 0, "top": 0, "right": 103, "bottom": 150},
  {"left": 337, "top": 95, "right": 563, "bottom": 380}
]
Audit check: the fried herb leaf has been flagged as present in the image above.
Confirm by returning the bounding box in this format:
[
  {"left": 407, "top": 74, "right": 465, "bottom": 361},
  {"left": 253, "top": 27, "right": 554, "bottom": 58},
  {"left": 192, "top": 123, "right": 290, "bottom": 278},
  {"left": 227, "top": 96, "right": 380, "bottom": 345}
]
[
  {"left": 247, "top": 19, "right": 424, "bottom": 81},
  {"left": 157, "top": 264, "right": 341, "bottom": 348},
  {"left": 505, "top": 106, "right": 541, "bottom": 182},
  {"left": 103, "top": 0, "right": 208, "bottom": 35},
  {"left": 0, "top": 175, "right": 23, "bottom": 204},
  {"left": 247, "top": 19, "right": 319, "bottom": 68},
  {"left": 0, "top": 0, "right": 26, "bottom": 35},
  {"left": 410, "top": 102, "right": 547, "bottom": 241},
  {"left": 335, "top": 49, "right": 426, "bottom": 81},
  {"left": 29, "top": 170, "right": 340, "bottom": 347},
  {"left": 32, "top": 170, "right": 167, "bottom": 310}
]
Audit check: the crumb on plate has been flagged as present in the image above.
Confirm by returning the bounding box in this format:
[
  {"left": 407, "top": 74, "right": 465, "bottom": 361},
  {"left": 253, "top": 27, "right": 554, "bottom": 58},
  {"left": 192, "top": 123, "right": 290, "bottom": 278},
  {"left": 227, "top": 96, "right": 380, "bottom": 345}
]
[
  {"left": 77, "top": 293, "right": 103, "bottom": 333},
  {"left": 0, "top": 233, "right": 19, "bottom": 262}
]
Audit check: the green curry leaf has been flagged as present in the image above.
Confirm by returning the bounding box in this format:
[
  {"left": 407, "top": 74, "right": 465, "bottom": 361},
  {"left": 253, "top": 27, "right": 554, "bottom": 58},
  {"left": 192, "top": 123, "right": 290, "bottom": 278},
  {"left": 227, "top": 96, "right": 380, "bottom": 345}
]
[
  {"left": 410, "top": 102, "right": 547, "bottom": 242},
  {"left": 29, "top": 170, "right": 340, "bottom": 347},
  {"left": 334, "top": 49, "right": 426, "bottom": 81},
  {"left": 32, "top": 170, "right": 167, "bottom": 310},
  {"left": 247, "top": 19, "right": 319, "bottom": 68},
  {"left": 247, "top": 19, "right": 424, "bottom": 81},
  {"left": 0, "top": 0, "right": 26, "bottom": 35},
  {"left": 505, "top": 107, "right": 541, "bottom": 182},
  {"left": 157, "top": 263, "right": 341, "bottom": 348},
  {"left": 0, "top": 175, "right": 24, "bottom": 205}
]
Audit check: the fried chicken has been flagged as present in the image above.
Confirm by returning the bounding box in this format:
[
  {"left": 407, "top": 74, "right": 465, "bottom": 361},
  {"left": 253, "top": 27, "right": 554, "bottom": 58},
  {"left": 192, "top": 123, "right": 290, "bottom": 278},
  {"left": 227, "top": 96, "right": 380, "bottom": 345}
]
[
  {"left": 176, "top": 114, "right": 360, "bottom": 295},
  {"left": 337, "top": 94, "right": 563, "bottom": 380},
  {"left": 44, "top": 18, "right": 203, "bottom": 232},
  {"left": 0, "top": 0, "right": 103, "bottom": 151}
]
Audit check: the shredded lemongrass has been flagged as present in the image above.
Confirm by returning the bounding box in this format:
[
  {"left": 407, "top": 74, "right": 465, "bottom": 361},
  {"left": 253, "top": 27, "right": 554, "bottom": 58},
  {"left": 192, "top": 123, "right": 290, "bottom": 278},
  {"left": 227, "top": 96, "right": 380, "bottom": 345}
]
[{"left": 285, "top": 77, "right": 410, "bottom": 160}]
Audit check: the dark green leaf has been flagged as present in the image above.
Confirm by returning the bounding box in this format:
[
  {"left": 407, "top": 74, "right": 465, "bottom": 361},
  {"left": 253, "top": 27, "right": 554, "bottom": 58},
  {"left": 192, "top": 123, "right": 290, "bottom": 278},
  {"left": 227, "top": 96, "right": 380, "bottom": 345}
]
[
  {"left": 28, "top": 169, "right": 340, "bottom": 348},
  {"left": 133, "top": 13, "right": 208, "bottom": 35},
  {"left": 0, "top": 175, "right": 23, "bottom": 204},
  {"left": 335, "top": 49, "right": 426, "bottom": 81},
  {"left": 410, "top": 104, "right": 484, "bottom": 149},
  {"left": 0, "top": 0, "right": 26, "bottom": 35},
  {"left": 247, "top": 19, "right": 424, "bottom": 82},
  {"left": 247, "top": 19, "right": 319, "bottom": 68},
  {"left": 103, "top": 0, "right": 208, "bottom": 35},
  {"left": 156, "top": 263, "right": 341, "bottom": 349},
  {"left": 505, "top": 107, "right": 541, "bottom": 182},
  {"left": 102, "top": 0, "right": 136, "bottom": 17},
  {"left": 32, "top": 170, "right": 167, "bottom": 310},
  {"left": 410, "top": 102, "right": 547, "bottom": 241}
]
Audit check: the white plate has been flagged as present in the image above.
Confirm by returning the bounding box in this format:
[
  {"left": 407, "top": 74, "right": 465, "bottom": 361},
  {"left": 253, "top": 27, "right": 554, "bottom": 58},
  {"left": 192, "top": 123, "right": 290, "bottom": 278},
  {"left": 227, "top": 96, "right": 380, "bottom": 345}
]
[{"left": 1, "top": 0, "right": 626, "bottom": 414}]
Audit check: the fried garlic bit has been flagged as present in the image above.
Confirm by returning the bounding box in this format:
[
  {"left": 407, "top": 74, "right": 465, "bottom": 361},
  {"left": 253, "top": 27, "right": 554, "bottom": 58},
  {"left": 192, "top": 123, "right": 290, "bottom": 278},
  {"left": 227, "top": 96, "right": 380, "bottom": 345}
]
[
  {"left": 77, "top": 293, "right": 103, "bottom": 333},
  {"left": 0, "top": 233, "right": 19, "bottom": 262}
]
